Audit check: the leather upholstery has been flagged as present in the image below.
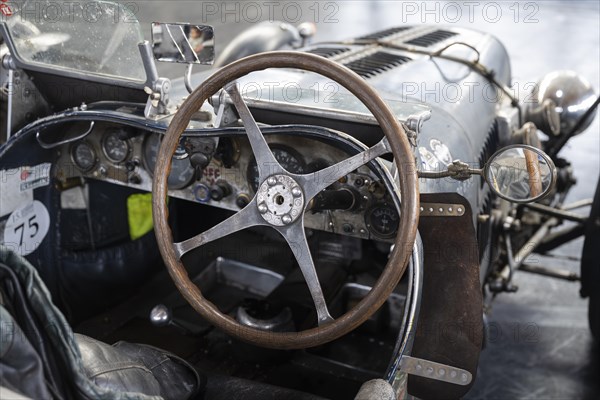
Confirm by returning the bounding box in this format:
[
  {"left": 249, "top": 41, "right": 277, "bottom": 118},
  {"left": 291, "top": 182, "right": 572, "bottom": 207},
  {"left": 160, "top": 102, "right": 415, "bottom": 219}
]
[
  {"left": 0, "top": 247, "right": 200, "bottom": 400},
  {"left": 76, "top": 334, "right": 200, "bottom": 400},
  {"left": 0, "top": 306, "right": 53, "bottom": 400}
]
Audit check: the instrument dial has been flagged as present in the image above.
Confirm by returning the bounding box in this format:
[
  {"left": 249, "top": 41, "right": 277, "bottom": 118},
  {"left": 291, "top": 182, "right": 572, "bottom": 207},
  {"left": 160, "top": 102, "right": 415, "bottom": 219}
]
[
  {"left": 102, "top": 131, "right": 130, "bottom": 163},
  {"left": 143, "top": 134, "right": 195, "bottom": 190},
  {"left": 71, "top": 141, "right": 97, "bottom": 172},
  {"left": 365, "top": 203, "right": 399, "bottom": 239},
  {"left": 247, "top": 145, "right": 306, "bottom": 192}
]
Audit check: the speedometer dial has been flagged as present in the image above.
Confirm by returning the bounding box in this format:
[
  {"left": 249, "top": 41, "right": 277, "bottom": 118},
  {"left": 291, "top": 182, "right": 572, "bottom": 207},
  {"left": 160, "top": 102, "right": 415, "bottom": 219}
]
[
  {"left": 143, "top": 134, "right": 195, "bottom": 190},
  {"left": 102, "top": 131, "right": 130, "bottom": 163},
  {"left": 247, "top": 145, "right": 306, "bottom": 192}
]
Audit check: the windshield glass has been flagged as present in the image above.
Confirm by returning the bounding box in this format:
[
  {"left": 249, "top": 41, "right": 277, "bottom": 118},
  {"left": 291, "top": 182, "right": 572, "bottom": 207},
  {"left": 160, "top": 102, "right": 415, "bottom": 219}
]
[{"left": 4, "top": 0, "right": 146, "bottom": 82}]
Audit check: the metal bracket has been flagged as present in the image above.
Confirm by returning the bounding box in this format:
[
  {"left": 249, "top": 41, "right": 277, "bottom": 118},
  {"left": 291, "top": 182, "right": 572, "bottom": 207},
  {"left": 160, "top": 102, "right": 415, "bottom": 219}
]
[
  {"left": 212, "top": 89, "right": 240, "bottom": 128},
  {"left": 420, "top": 203, "right": 465, "bottom": 217},
  {"left": 405, "top": 110, "right": 432, "bottom": 136},
  {"left": 399, "top": 355, "right": 472, "bottom": 386},
  {"left": 138, "top": 41, "right": 172, "bottom": 119},
  {"left": 401, "top": 111, "right": 431, "bottom": 148},
  {"left": 2, "top": 53, "right": 16, "bottom": 141},
  {"left": 143, "top": 77, "right": 171, "bottom": 119},
  {"left": 447, "top": 159, "right": 479, "bottom": 180},
  {"left": 214, "top": 101, "right": 239, "bottom": 128},
  {"left": 418, "top": 159, "right": 482, "bottom": 181}
]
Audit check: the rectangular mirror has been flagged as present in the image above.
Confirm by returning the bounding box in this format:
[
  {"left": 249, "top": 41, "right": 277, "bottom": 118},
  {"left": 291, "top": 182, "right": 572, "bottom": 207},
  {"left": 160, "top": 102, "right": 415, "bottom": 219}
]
[{"left": 151, "top": 22, "right": 214, "bottom": 65}]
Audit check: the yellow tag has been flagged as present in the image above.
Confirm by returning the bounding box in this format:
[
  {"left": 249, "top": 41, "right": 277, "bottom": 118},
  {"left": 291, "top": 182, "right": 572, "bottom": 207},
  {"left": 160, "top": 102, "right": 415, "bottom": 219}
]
[{"left": 127, "top": 193, "right": 154, "bottom": 240}]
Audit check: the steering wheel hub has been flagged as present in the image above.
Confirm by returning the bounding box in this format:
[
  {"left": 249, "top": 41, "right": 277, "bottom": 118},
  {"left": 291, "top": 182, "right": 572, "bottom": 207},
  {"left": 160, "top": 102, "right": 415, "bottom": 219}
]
[{"left": 256, "top": 174, "right": 304, "bottom": 226}]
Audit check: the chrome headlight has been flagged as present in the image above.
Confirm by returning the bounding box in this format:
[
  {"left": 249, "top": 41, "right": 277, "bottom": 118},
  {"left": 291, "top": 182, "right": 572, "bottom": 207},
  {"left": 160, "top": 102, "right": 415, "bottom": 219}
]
[{"left": 527, "top": 71, "right": 597, "bottom": 137}]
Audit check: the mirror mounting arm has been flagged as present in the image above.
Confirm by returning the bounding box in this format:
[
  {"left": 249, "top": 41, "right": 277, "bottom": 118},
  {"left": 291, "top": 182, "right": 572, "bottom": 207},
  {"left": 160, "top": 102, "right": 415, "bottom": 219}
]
[
  {"left": 418, "top": 160, "right": 482, "bottom": 181},
  {"left": 184, "top": 63, "right": 194, "bottom": 94}
]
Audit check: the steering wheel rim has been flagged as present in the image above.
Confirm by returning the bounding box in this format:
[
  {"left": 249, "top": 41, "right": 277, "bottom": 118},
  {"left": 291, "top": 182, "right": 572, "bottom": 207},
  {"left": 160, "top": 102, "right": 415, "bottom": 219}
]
[{"left": 152, "top": 51, "right": 419, "bottom": 349}]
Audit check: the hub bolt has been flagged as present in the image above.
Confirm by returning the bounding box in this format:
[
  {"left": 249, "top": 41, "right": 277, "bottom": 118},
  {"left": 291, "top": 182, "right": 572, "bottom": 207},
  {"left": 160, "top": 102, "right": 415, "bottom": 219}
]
[
  {"left": 291, "top": 187, "right": 302, "bottom": 197},
  {"left": 258, "top": 203, "right": 268, "bottom": 214}
]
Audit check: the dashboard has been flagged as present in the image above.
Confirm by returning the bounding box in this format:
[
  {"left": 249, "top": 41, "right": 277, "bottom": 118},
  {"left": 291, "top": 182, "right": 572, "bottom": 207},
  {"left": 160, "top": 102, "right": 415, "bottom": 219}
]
[{"left": 53, "top": 121, "right": 400, "bottom": 242}]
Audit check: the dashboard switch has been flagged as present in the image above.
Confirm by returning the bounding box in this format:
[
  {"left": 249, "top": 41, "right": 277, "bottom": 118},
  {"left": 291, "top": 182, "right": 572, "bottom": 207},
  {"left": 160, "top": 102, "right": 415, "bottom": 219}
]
[
  {"left": 236, "top": 193, "right": 251, "bottom": 209},
  {"left": 210, "top": 181, "right": 232, "bottom": 201},
  {"left": 128, "top": 173, "right": 142, "bottom": 185},
  {"left": 194, "top": 184, "right": 211, "bottom": 203}
]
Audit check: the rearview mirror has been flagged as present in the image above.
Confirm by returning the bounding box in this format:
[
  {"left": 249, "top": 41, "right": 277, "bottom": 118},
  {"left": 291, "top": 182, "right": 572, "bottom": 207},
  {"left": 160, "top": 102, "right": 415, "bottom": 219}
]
[
  {"left": 151, "top": 22, "right": 214, "bottom": 64},
  {"left": 484, "top": 145, "right": 556, "bottom": 203}
]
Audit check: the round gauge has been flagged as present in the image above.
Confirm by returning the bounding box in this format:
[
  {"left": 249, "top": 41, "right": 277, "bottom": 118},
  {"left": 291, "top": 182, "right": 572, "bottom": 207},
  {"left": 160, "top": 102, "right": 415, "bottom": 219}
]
[
  {"left": 247, "top": 145, "right": 306, "bottom": 192},
  {"left": 102, "top": 131, "right": 130, "bottom": 163},
  {"left": 71, "top": 141, "right": 97, "bottom": 172},
  {"left": 143, "top": 134, "right": 195, "bottom": 190},
  {"left": 365, "top": 203, "right": 400, "bottom": 239}
]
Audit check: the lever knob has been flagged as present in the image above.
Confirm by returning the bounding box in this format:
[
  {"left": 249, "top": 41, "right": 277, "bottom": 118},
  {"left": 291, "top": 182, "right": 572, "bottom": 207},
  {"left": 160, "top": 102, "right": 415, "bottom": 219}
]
[{"left": 149, "top": 304, "right": 172, "bottom": 327}]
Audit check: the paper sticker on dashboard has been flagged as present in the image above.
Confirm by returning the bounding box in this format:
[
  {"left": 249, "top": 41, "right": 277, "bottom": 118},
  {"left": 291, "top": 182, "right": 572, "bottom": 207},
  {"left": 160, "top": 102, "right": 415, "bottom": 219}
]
[
  {"left": 0, "top": 168, "right": 34, "bottom": 218},
  {"left": 19, "top": 163, "right": 52, "bottom": 192},
  {"left": 3, "top": 200, "right": 51, "bottom": 256}
]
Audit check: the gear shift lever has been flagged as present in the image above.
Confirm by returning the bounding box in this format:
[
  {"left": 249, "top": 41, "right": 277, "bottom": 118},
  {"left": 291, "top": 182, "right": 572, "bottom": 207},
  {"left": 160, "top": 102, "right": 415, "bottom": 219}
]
[
  {"left": 149, "top": 304, "right": 199, "bottom": 335},
  {"left": 149, "top": 304, "right": 172, "bottom": 327}
]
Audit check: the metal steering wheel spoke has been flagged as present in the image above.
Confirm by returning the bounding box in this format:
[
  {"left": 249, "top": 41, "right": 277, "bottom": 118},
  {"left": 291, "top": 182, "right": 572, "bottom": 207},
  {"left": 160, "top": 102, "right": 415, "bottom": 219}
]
[
  {"left": 224, "top": 82, "right": 283, "bottom": 181},
  {"left": 279, "top": 221, "right": 334, "bottom": 325},
  {"left": 174, "top": 199, "right": 265, "bottom": 258},
  {"left": 297, "top": 136, "right": 392, "bottom": 201}
]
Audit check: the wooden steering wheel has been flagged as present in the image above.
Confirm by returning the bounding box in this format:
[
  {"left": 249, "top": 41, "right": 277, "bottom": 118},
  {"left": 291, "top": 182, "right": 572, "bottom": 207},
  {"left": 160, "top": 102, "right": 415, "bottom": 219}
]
[{"left": 152, "top": 51, "right": 419, "bottom": 349}]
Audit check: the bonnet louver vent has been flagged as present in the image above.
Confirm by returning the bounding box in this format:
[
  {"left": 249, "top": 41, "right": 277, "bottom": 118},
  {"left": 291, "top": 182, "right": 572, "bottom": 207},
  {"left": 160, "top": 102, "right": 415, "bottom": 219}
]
[
  {"left": 344, "top": 52, "right": 411, "bottom": 78},
  {"left": 306, "top": 47, "right": 350, "bottom": 58},
  {"left": 405, "top": 30, "right": 458, "bottom": 47},
  {"left": 479, "top": 119, "right": 499, "bottom": 187},
  {"left": 356, "top": 26, "right": 411, "bottom": 41}
]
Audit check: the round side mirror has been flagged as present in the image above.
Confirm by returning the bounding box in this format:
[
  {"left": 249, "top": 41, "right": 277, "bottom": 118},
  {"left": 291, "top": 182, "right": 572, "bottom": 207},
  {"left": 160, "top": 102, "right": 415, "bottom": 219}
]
[{"left": 485, "top": 145, "right": 557, "bottom": 203}]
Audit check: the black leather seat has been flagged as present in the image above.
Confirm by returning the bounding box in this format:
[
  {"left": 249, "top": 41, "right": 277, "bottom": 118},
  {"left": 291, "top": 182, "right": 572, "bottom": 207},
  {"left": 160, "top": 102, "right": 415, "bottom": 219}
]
[{"left": 0, "top": 247, "right": 200, "bottom": 400}]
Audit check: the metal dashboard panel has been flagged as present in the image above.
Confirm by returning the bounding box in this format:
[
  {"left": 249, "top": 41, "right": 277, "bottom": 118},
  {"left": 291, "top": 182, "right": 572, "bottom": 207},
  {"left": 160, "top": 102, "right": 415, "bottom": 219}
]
[{"left": 28, "top": 109, "right": 402, "bottom": 243}]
